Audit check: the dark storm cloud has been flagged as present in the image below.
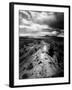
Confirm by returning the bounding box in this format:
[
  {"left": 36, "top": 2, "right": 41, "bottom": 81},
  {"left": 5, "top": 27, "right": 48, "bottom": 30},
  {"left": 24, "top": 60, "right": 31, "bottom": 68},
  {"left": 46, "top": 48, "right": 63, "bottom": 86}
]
[{"left": 49, "top": 13, "right": 64, "bottom": 29}]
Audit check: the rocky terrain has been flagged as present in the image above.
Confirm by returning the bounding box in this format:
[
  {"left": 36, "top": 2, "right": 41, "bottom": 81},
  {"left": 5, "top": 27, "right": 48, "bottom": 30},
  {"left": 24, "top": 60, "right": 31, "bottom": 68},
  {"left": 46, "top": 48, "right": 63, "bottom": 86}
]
[{"left": 19, "top": 36, "right": 64, "bottom": 79}]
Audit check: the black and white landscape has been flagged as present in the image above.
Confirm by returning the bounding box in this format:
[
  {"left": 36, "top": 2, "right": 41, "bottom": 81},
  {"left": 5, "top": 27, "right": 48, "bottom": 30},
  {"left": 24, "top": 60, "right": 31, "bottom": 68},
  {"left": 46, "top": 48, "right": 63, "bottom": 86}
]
[{"left": 19, "top": 10, "right": 64, "bottom": 79}]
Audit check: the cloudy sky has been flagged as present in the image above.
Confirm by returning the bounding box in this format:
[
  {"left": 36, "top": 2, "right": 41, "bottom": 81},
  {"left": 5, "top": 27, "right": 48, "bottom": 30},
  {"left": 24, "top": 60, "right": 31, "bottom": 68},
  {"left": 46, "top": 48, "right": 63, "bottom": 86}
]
[{"left": 19, "top": 10, "right": 64, "bottom": 38}]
